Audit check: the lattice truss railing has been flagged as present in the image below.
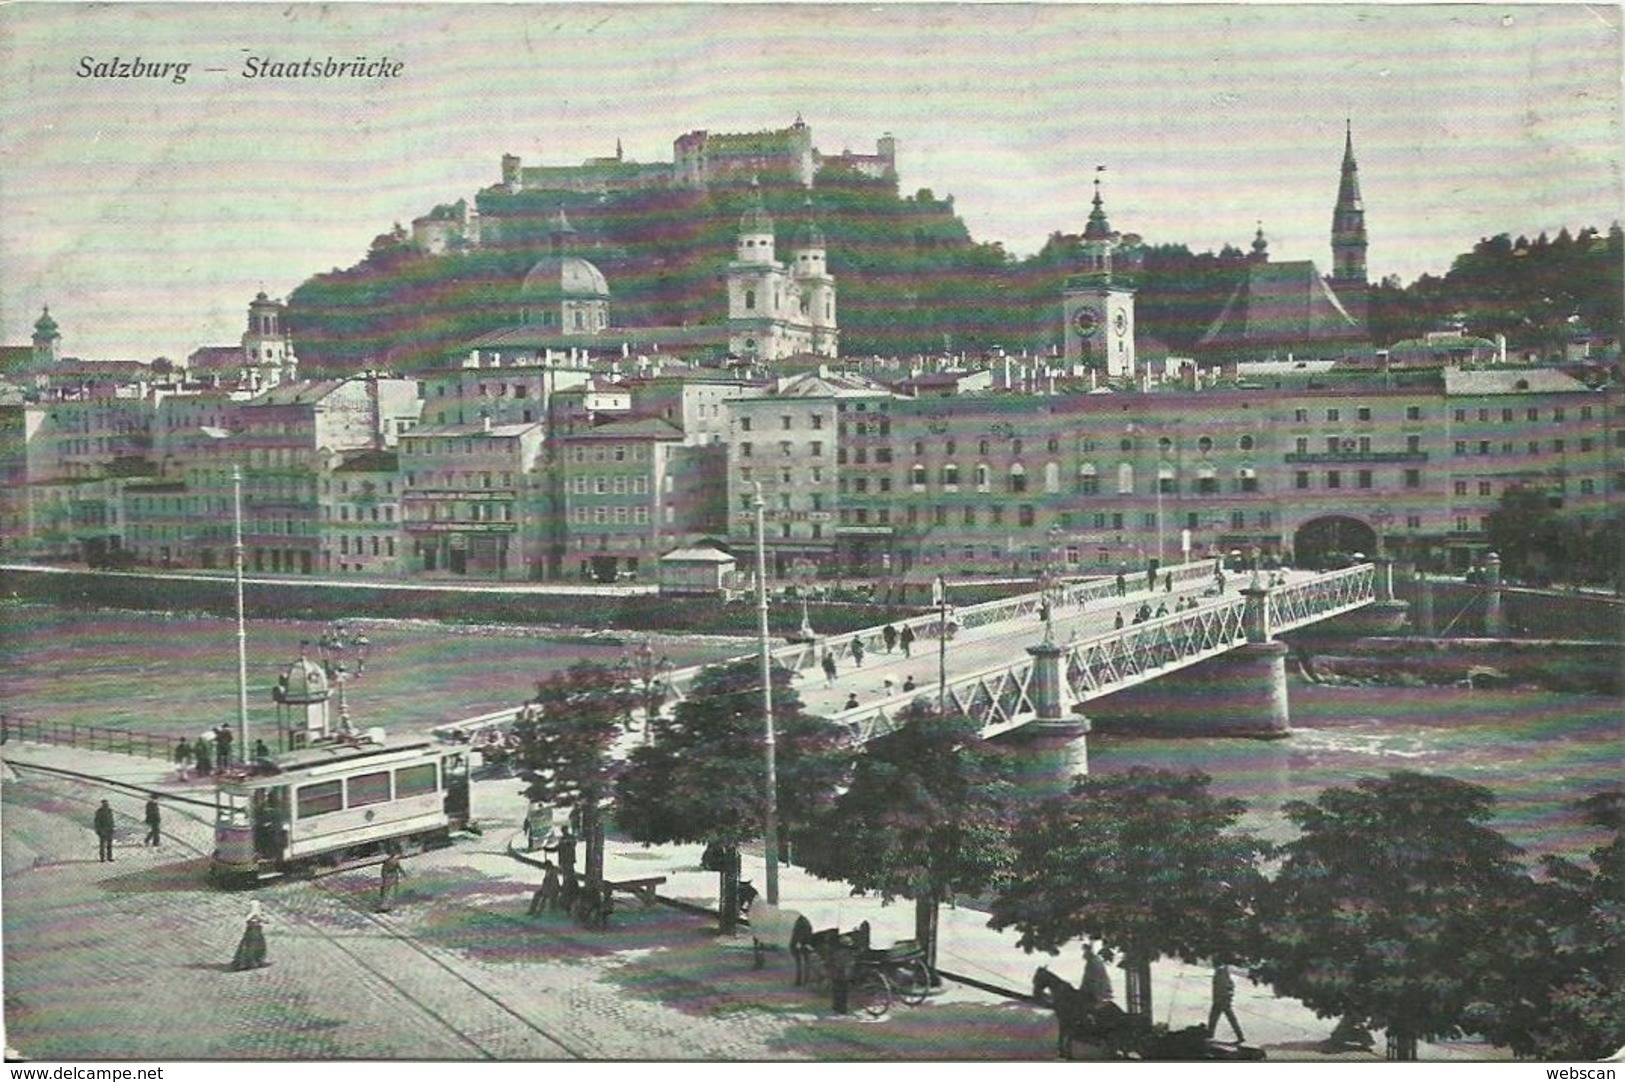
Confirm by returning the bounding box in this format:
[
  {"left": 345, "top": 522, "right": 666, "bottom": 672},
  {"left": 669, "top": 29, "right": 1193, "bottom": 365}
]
[
  {"left": 1268, "top": 564, "right": 1375, "bottom": 633},
  {"left": 563, "top": 563, "right": 1375, "bottom": 745},
  {"left": 661, "top": 557, "right": 1222, "bottom": 700}
]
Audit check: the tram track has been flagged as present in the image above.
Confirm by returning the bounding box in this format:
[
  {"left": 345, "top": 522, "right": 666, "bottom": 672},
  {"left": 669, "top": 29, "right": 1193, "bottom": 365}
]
[{"left": 4, "top": 759, "right": 587, "bottom": 1060}]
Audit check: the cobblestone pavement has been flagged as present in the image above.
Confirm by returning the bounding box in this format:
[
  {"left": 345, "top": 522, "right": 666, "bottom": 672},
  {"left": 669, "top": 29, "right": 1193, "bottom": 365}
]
[{"left": 2, "top": 741, "right": 1508, "bottom": 1062}]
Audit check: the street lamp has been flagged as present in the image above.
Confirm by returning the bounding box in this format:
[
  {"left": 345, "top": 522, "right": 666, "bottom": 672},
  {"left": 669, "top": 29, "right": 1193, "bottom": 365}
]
[
  {"left": 620, "top": 636, "right": 672, "bottom": 744},
  {"left": 751, "top": 482, "right": 781, "bottom": 906},
  {"left": 1042, "top": 523, "right": 1063, "bottom": 646},
  {"left": 316, "top": 619, "right": 369, "bottom": 737}
]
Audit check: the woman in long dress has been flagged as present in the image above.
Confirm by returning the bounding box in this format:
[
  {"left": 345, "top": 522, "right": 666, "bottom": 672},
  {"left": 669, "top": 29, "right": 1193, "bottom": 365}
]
[{"left": 231, "top": 900, "right": 268, "bottom": 970}]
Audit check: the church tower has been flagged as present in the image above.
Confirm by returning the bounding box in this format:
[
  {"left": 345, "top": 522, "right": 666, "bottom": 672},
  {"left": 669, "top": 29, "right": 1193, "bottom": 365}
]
[
  {"left": 31, "top": 307, "right": 61, "bottom": 370},
  {"left": 1330, "top": 121, "right": 1370, "bottom": 330},
  {"left": 790, "top": 198, "right": 838, "bottom": 358},
  {"left": 728, "top": 181, "right": 784, "bottom": 361},
  {"left": 241, "top": 292, "right": 298, "bottom": 390},
  {"left": 1062, "top": 173, "right": 1136, "bottom": 378}
]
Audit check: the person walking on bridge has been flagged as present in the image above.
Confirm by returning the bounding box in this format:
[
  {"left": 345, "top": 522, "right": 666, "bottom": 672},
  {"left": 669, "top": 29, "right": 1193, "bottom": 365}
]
[
  {"left": 899, "top": 624, "right": 915, "bottom": 658},
  {"left": 93, "top": 799, "right": 115, "bottom": 862},
  {"left": 144, "top": 794, "right": 162, "bottom": 846}
]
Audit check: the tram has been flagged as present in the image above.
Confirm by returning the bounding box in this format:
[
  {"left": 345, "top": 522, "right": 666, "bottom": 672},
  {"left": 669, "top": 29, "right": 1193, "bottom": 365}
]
[{"left": 210, "top": 735, "right": 471, "bottom": 887}]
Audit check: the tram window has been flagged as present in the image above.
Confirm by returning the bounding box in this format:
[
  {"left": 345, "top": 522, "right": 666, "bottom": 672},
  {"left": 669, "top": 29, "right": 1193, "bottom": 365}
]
[
  {"left": 347, "top": 771, "right": 392, "bottom": 808},
  {"left": 396, "top": 763, "right": 438, "bottom": 799},
  {"left": 296, "top": 780, "right": 343, "bottom": 818}
]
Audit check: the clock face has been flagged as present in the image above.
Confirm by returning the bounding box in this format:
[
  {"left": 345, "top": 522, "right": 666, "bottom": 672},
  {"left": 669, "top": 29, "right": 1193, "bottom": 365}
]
[{"left": 1073, "top": 308, "right": 1100, "bottom": 336}]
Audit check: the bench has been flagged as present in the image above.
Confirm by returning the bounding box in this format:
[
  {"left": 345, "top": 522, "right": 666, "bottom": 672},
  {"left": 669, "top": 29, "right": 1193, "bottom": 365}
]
[{"left": 604, "top": 875, "right": 667, "bottom": 907}]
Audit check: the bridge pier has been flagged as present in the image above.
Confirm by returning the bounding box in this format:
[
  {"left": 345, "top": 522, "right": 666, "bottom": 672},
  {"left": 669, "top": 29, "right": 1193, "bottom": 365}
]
[
  {"left": 997, "top": 641, "right": 1091, "bottom": 796},
  {"left": 1090, "top": 580, "right": 1292, "bottom": 738},
  {"left": 1482, "top": 551, "right": 1507, "bottom": 637}
]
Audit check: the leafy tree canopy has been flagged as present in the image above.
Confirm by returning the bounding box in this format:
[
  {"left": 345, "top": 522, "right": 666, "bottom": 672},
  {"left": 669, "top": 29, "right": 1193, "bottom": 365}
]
[
  {"left": 798, "top": 703, "right": 1015, "bottom": 904},
  {"left": 988, "top": 767, "right": 1265, "bottom": 965},
  {"left": 512, "top": 660, "right": 630, "bottom": 809},
  {"left": 1252, "top": 771, "right": 1529, "bottom": 1051},
  {"left": 613, "top": 657, "right": 851, "bottom": 849}
]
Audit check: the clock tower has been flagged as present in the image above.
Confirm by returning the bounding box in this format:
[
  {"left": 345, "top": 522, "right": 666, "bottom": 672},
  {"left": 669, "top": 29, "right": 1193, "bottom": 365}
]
[{"left": 1062, "top": 173, "right": 1135, "bottom": 378}]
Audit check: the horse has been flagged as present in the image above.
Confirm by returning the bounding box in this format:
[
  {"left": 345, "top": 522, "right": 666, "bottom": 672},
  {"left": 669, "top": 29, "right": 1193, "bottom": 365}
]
[{"left": 1032, "top": 966, "right": 1145, "bottom": 1060}]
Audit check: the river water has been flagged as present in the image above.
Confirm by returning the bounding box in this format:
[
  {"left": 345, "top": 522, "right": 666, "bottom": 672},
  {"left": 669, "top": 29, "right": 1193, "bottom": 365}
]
[{"left": 3, "top": 604, "right": 1619, "bottom": 866}]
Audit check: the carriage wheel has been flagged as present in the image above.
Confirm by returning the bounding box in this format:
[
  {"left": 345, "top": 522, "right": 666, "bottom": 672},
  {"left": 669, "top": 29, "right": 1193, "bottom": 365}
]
[
  {"left": 855, "top": 969, "right": 892, "bottom": 1017},
  {"left": 892, "top": 959, "right": 931, "bottom": 1006}
]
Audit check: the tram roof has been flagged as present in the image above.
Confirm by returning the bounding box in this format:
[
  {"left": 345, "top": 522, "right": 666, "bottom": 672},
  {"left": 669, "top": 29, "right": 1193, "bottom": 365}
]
[{"left": 225, "top": 738, "right": 440, "bottom": 783}]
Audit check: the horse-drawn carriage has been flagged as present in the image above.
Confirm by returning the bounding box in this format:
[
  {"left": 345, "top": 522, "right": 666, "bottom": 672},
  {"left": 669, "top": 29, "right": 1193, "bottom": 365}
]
[
  {"left": 746, "top": 904, "right": 932, "bottom": 1016},
  {"left": 1032, "top": 966, "right": 1266, "bottom": 1061}
]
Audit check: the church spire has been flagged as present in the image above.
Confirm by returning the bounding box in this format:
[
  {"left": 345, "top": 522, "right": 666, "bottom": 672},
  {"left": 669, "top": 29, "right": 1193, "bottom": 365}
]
[{"left": 1330, "top": 120, "right": 1369, "bottom": 330}]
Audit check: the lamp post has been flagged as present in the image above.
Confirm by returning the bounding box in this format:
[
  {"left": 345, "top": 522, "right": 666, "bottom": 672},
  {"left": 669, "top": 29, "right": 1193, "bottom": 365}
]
[
  {"left": 752, "top": 483, "right": 781, "bottom": 906},
  {"left": 1042, "top": 523, "right": 1062, "bottom": 646},
  {"left": 232, "top": 467, "right": 249, "bottom": 758},
  {"left": 621, "top": 636, "right": 672, "bottom": 745},
  {"left": 933, "top": 574, "right": 948, "bottom": 715},
  {"left": 316, "top": 619, "right": 369, "bottom": 738}
]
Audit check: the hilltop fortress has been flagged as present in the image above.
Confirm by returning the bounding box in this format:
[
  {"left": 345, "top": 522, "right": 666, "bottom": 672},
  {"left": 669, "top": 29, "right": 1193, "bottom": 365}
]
[{"left": 498, "top": 115, "right": 897, "bottom": 196}]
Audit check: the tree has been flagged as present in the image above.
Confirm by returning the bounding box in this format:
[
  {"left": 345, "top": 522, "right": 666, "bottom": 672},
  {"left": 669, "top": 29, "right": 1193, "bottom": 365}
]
[
  {"left": 1486, "top": 484, "right": 1568, "bottom": 583},
  {"left": 1469, "top": 791, "right": 1625, "bottom": 1060},
  {"left": 988, "top": 767, "right": 1266, "bottom": 1017},
  {"left": 797, "top": 703, "right": 1016, "bottom": 975},
  {"left": 614, "top": 657, "right": 851, "bottom": 932},
  {"left": 1251, "top": 771, "right": 1529, "bottom": 1059},
  {"left": 512, "top": 662, "right": 632, "bottom": 896}
]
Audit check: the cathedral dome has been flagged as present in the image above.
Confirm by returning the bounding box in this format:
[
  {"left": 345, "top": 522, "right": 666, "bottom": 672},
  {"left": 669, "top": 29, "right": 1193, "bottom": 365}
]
[{"left": 520, "top": 255, "right": 611, "bottom": 300}]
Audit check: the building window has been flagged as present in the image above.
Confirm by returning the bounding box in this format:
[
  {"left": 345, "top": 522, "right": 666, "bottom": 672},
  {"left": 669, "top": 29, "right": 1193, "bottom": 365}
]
[
  {"left": 1404, "top": 469, "right": 1421, "bottom": 489},
  {"left": 942, "top": 463, "right": 960, "bottom": 488},
  {"left": 1018, "top": 505, "right": 1035, "bottom": 527},
  {"left": 1295, "top": 471, "right": 1310, "bottom": 490},
  {"left": 1357, "top": 470, "right": 1373, "bottom": 489},
  {"left": 1406, "top": 406, "right": 1421, "bottom": 421},
  {"left": 1009, "top": 464, "right": 1027, "bottom": 493},
  {"left": 1326, "top": 471, "right": 1341, "bottom": 489},
  {"left": 1327, "top": 409, "right": 1340, "bottom": 422},
  {"left": 1478, "top": 481, "right": 1493, "bottom": 496}
]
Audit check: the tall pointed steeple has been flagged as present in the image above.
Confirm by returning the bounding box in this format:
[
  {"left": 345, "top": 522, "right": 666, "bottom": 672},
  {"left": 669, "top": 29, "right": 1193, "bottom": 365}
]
[{"left": 1330, "top": 120, "right": 1369, "bottom": 330}]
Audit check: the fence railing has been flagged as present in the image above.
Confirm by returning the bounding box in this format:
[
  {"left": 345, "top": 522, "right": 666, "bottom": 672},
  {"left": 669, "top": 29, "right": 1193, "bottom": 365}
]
[{"left": 1, "top": 715, "right": 187, "bottom": 762}]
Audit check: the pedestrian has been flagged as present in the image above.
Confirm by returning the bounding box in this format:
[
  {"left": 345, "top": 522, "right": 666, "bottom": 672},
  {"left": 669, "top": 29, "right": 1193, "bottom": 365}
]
[
  {"left": 882, "top": 624, "right": 898, "bottom": 653},
  {"left": 829, "top": 932, "right": 855, "bottom": 1014},
  {"left": 1208, "top": 963, "right": 1245, "bottom": 1042},
  {"left": 1155, "top": 602, "right": 1168, "bottom": 618},
  {"left": 844, "top": 692, "right": 859, "bottom": 710},
  {"left": 1164, "top": 572, "right": 1173, "bottom": 593},
  {"left": 1081, "top": 942, "right": 1114, "bottom": 1005},
  {"left": 230, "top": 900, "right": 269, "bottom": 970},
  {"left": 821, "top": 649, "right": 838, "bottom": 685},
  {"left": 1115, "top": 571, "right": 1127, "bottom": 597},
  {"left": 193, "top": 736, "right": 212, "bottom": 778},
  {"left": 902, "top": 675, "right": 916, "bottom": 692},
  {"left": 252, "top": 738, "right": 271, "bottom": 762},
  {"left": 93, "top": 798, "right": 115, "bottom": 862},
  {"left": 557, "top": 825, "right": 577, "bottom": 879},
  {"left": 215, "top": 725, "right": 233, "bottom": 771},
  {"left": 1114, "top": 611, "right": 1125, "bottom": 629},
  {"left": 1146, "top": 565, "right": 1157, "bottom": 590},
  {"left": 376, "top": 849, "right": 406, "bottom": 912},
  {"left": 899, "top": 624, "right": 915, "bottom": 658},
  {"left": 173, "top": 738, "right": 193, "bottom": 781},
  {"left": 529, "top": 861, "right": 562, "bottom": 915},
  {"left": 144, "top": 793, "right": 162, "bottom": 846},
  {"left": 850, "top": 636, "right": 865, "bottom": 667}
]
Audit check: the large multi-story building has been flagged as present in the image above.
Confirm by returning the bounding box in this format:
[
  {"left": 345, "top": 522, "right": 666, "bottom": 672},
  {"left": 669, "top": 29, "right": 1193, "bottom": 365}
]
[{"left": 398, "top": 419, "right": 546, "bottom": 578}]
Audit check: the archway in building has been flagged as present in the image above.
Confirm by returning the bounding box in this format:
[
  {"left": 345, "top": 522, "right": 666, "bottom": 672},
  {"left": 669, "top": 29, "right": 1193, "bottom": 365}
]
[{"left": 1292, "top": 515, "right": 1377, "bottom": 570}]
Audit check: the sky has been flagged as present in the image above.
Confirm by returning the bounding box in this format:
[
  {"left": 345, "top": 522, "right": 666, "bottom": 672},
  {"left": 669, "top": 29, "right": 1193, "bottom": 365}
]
[{"left": 1, "top": 2, "right": 1619, "bottom": 362}]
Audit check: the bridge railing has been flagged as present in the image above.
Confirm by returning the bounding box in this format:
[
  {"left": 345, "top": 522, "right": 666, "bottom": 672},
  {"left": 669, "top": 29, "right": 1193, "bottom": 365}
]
[
  {"left": 660, "top": 557, "right": 1224, "bottom": 705},
  {"left": 1267, "top": 564, "right": 1375, "bottom": 635}
]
